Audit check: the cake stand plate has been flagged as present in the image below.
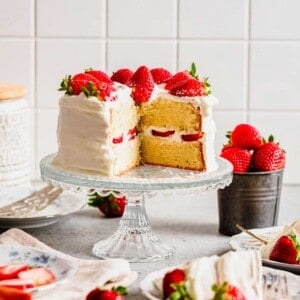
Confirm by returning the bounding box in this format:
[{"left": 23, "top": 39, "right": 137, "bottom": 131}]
[{"left": 40, "top": 154, "right": 233, "bottom": 262}]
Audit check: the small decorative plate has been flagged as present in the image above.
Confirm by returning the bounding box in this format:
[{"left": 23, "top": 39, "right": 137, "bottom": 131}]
[
  {"left": 0, "top": 244, "right": 77, "bottom": 291},
  {"left": 0, "top": 186, "right": 86, "bottom": 228},
  {"left": 140, "top": 264, "right": 300, "bottom": 300},
  {"left": 230, "top": 226, "right": 300, "bottom": 275}
]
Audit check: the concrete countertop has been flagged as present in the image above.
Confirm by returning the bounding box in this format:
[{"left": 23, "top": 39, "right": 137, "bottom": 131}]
[{"left": 1, "top": 185, "right": 299, "bottom": 299}]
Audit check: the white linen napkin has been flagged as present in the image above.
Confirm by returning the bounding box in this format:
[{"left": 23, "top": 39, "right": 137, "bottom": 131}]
[{"left": 0, "top": 228, "right": 137, "bottom": 300}]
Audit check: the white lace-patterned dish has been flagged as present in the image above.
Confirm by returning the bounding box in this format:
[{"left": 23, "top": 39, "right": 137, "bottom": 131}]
[
  {"left": 0, "top": 244, "right": 77, "bottom": 292},
  {"left": 230, "top": 227, "right": 300, "bottom": 275},
  {"left": 140, "top": 264, "right": 300, "bottom": 300},
  {"left": 0, "top": 186, "right": 86, "bottom": 228}
]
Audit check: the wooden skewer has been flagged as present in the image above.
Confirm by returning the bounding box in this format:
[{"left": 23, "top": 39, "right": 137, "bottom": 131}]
[{"left": 236, "top": 224, "right": 268, "bottom": 245}]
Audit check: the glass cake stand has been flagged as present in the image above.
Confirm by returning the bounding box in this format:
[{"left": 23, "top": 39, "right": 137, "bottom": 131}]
[{"left": 40, "top": 154, "right": 233, "bottom": 262}]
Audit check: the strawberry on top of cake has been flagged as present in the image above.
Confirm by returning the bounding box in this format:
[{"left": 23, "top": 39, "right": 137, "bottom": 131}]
[{"left": 55, "top": 64, "right": 218, "bottom": 176}]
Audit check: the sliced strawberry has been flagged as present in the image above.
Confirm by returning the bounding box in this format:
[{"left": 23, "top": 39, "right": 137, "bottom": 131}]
[
  {"left": 151, "top": 129, "right": 175, "bottom": 137},
  {"left": 0, "top": 279, "right": 35, "bottom": 291},
  {"left": 112, "top": 135, "right": 123, "bottom": 144},
  {"left": 85, "top": 69, "right": 113, "bottom": 85},
  {"left": 150, "top": 68, "right": 172, "bottom": 84},
  {"left": 86, "top": 286, "right": 127, "bottom": 300},
  {"left": 0, "top": 286, "right": 32, "bottom": 300},
  {"left": 0, "top": 264, "right": 29, "bottom": 280},
  {"left": 181, "top": 132, "right": 202, "bottom": 142},
  {"left": 111, "top": 68, "right": 133, "bottom": 86},
  {"left": 128, "top": 127, "right": 138, "bottom": 140},
  {"left": 130, "top": 66, "right": 154, "bottom": 103},
  {"left": 170, "top": 78, "right": 207, "bottom": 97},
  {"left": 165, "top": 71, "right": 191, "bottom": 91},
  {"left": 18, "top": 268, "right": 56, "bottom": 287},
  {"left": 96, "top": 81, "right": 115, "bottom": 100}
]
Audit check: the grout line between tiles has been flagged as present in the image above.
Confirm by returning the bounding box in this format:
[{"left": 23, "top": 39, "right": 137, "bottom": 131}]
[
  {"left": 175, "top": 0, "right": 180, "bottom": 70},
  {"left": 104, "top": 0, "right": 108, "bottom": 71}
]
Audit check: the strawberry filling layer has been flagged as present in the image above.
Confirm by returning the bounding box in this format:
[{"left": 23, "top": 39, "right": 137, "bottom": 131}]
[
  {"left": 112, "top": 127, "right": 138, "bottom": 144},
  {"left": 148, "top": 127, "right": 203, "bottom": 142}
]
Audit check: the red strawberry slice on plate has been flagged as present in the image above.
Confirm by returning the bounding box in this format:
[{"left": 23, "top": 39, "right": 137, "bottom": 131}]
[
  {"left": 0, "top": 279, "right": 35, "bottom": 291},
  {"left": 212, "top": 282, "right": 246, "bottom": 300},
  {"left": 181, "top": 132, "right": 202, "bottom": 142},
  {"left": 152, "top": 129, "right": 175, "bottom": 137},
  {"left": 0, "top": 264, "right": 29, "bottom": 280},
  {"left": 18, "top": 268, "right": 56, "bottom": 287},
  {"left": 86, "top": 286, "right": 127, "bottom": 300},
  {"left": 269, "top": 235, "right": 300, "bottom": 265},
  {"left": 162, "top": 268, "right": 187, "bottom": 299},
  {"left": 0, "top": 286, "right": 32, "bottom": 300}
]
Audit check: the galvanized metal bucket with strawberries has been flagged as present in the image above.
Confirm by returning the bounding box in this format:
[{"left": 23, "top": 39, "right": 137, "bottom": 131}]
[{"left": 218, "top": 123, "right": 286, "bottom": 236}]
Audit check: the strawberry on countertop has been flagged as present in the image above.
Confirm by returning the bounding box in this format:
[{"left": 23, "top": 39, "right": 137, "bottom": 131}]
[
  {"left": 212, "top": 282, "right": 246, "bottom": 300},
  {"left": 86, "top": 286, "right": 127, "bottom": 300},
  {"left": 130, "top": 66, "right": 154, "bottom": 103},
  {"left": 269, "top": 234, "right": 300, "bottom": 265},
  {"left": 88, "top": 192, "right": 126, "bottom": 218}
]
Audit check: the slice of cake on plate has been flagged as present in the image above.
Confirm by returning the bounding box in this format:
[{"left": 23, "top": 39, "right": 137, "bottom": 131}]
[{"left": 54, "top": 64, "right": 218, "bottom": 176}]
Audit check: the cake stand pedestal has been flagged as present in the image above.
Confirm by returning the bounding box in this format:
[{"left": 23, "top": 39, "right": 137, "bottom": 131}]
[{"left": 40, "top": 154, "right": 232, "bottom": 262}]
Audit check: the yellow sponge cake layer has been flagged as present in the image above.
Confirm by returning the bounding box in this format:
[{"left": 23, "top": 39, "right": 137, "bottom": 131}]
[
  {"left": 139, "top": 98, "right": 201, "bottom": 132},
  {"left": 140, "top": 135, "right": 205, "bottom": 171}
]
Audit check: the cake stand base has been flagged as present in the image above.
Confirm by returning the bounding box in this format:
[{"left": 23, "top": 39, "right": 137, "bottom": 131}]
[{"left": 92, "top": 191, "right": 175, "bottom": 262}]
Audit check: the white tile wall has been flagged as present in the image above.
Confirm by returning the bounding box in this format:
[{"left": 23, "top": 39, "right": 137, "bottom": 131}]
[{"left": 0, "top": 0, "right": 300, "bottom": 184}]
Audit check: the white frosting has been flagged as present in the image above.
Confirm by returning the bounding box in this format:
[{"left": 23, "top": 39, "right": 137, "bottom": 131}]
[
  {"left": 260, "top": 220, "right": 300, "bottom": 259},
  {"left": 0, "top": 98, "right": 30, "bottom": 187},
  {"left": 185, "top": 251, "right": 263, "bottom": 300},
  {"left": 55, "top": 81, "right": 219, "bottom": 175}
]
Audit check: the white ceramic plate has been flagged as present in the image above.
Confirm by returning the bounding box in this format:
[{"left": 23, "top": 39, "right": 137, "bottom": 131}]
[
  {"left": 140, "top": 264, "right": 300, "bottom": 300},
  {"left": 0, "top": 186, "right": 86, "bottom": 228},
  {"left": 229, "top": 226, "right": 300, "bottom": 275},
  {"left": 0, "top": 244, "right": 77, "bottom": 292}
]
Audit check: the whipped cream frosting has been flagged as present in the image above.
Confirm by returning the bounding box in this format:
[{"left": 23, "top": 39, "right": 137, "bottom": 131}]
[
  {"left": 184, "top": 251, "right": 263, "bottom": 300},
  {"left": 55, "top": 81, "right": 219, "bottom": 175}
]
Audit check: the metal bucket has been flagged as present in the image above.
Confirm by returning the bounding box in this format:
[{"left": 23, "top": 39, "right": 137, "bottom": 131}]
[{"left": 217, "top": 169, "right": 284, "bottom": 236}]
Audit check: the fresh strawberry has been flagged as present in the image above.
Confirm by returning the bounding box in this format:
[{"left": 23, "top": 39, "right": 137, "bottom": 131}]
[
  {"left": 170, "top": 78, "right": 207, "bottom": 97},
  {"left": 112, "top": 135, "right": 123, "bottom": 144},
  {"left": 150, "top": 68, "right": 172, "bottom": 84},
  {"left": 128, "top": 127, "right": 138, "bottom": 140},
  {"left": 18, "top": 267, "right": 56, "bottom": 287},
  {"left": 181, "top": 132, "right": 202, "bottom": 142},
  {"left": 86, "top": 286, "right": 127, "bottom": 300},
  {"left": 269, "top": 235, "right": 300, "bottom": 264},
  {"left": 252, "top": 136, "right": 286, "bottom": 171},
  {"left": 88, "top": 192, "right": 126, "bottom": 218},
  {"left": 165, "top": 71, "right": 191, "bottom": 91},
  {"left": 151, "top": 129, "right": 175, "bottom": 137},
  {"left": 220, "top": 148, "right": 252, "bottom": 173},
  {"left": 85, "top": 69, "right": 113, "bottom": 85},
  {"left": 111, "top": 68, "right": 133, "bottom": 86},
  {"left": 0, "top": 264, "right": 29, "bottom": 280},
  {"left": 212, "top": 282, "right": 246, "bottom": 300},
  {"left": 130, "top": 66, "right": 154, "bottom": 103},
  {"left": 0, "top": 279, "right": 35, "bottom": 291},
  {"left": 162, "top": 268, "right": 190, "bottom": 300},
  {"left": 0, "top": 286, "right": 32, "bottom": 300},
  {"left": 230, "top": 124, "right": 262, "bottom": 149}
]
